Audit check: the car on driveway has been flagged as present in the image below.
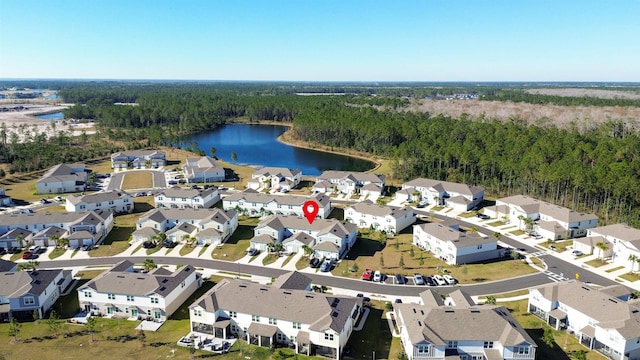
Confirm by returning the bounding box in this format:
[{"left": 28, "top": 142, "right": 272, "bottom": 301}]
[
  {"left": 572, "top": 250, "right": 584, "bottom": 257},
  {"left": 433, "top": 274, "right": 447, "bottom": 286},
  {"left": 476, "top": 213, "right": 490, "bottom": 219},
  {"left": 361, "top": 268, "right": 373, "bottom": 281},
  {"left": 320, "top": 259, "right": 333, "bottom": 272},
  {"left": 373, "top": 270, "right": 382, "bottom": 282},
  {"left": 40, "top": 198, "right": 49, "bottom": 204},
  {"left": 414, "top": 273, "right": 425, "bottom": 285},
  {"left": 81, "top": 244, "right": 92, "bottom": 251},
  {"left": 394, "top": 274, "right": 406, "bottom": 285},
  {"left": 309, "top": 257, "right": 321, "bottom": 268},
  {"left": 142, "top": 241, "right": 157, "bottom": 249},
  {"left": 247, "top": 248, "right": 260, "bottom": 256},
  {"left": 28, "top": 245, "right": 41, "bottom": 254},
  {"left": 443, "top": 274, "right": 457, "bottom": 285},
  {"left": 22, "top": 251, "right": 33, "bottom": 259}
]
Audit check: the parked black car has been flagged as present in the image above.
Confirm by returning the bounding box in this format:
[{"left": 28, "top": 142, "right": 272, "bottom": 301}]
[
  {"left": 246, "top": 248, "right": 260, "bottom": 256},
  {"left": 424, "top": 275, "right": 436, "bottom": 286},
  {"left": 394, "top": 274, "right": 406, "bottom": 285},
  {"left": 309, "top": 257, "right": 321, "bottom": 268},
  {"left": 142, "top": 241, "right": 157, "bottom": 249},
  {"left": 163, "top": 240, "right": 177, "bottom": 248},
  {"left": 476, "top": 213, "right": 490, "bottom": 220}
]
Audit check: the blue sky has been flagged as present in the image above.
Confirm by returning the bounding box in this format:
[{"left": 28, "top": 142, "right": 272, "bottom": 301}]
[{"left": 1, "top": 0, "right": 639, "bottom": 81}]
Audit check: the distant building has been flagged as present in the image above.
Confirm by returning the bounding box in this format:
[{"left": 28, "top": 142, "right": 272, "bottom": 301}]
[
  {"left": 36, "top": 163, "right": 89, "bottom": 194},
  {"left": 316, "top": 171, "right": 385, "bottom": 195},
  {"left": 574, "top": 223, "right": 640, "bottom": 270},
  {"left": 154, "top": 187, "right": 220, "bottom": 209},
  {"left": 401, "top": 178, "right": 485, "bottom": 211},
  {"left": 0, "top": 188, "right": 12, "bottom": 207},
  {"left": 344, "top": 201, "right": 415, "bottom": 234},
  {"left": 65, "top": 189, "right": 134, "bottom": 214},
  {"left": 182, "top": 157, "right": 225, "bottom": 183},
  {"left": 223, "top": 191, "right": 332, "bottom": 219},
  {"left": 111, "top": 150, "right": 166, "bottom": 169},
  {"left": 248, "top": 167, "right": 302, "bottom": 191}
]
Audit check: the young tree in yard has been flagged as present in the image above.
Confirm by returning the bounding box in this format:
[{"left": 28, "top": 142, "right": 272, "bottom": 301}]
[
  {"left": 210, "top": 146, "right": 216, "bottom": 157},
  {"left": 484, "top": 296, "right": 497, "bottom": 305},
  {"left": 86, "top": 316, "right": 97, "bottom": 342},
  {"left": 138, "top": 329, "right": 146, "bottom": 347},
  {"left": 493, "top": 232, "right": 502, "bottom": 242},
  {"left": 595, "top": 242, "right": 609, "bottom": 259},
  {"left": 48, "top": 310, "right": 61, "bottom": 337},
  {"left": 409, "top": 246, "right": 415, "bottom": 258},
  {"left": 9, "top": 318, "right": 21, "bottom": 342},
  {"left": 399, "top": 255, "right": 405, "bottom": 269},
  {"left": 542, "top": 327, "right": 555, "bottom": 348},
  {"left": 143, "top": 258, "right": 157, "bottom": 272},
  {"left": 302, "top": 245, "right": 313, "bottom": 258},
  {"left": 419, "top": 255, "right": 424, "bottom": 267},
  {"left": 32, "top": 309, "right": 40, "bottom": 321},
  {"left": 379, "top": 254, "right": 385, "bottom": 268}
]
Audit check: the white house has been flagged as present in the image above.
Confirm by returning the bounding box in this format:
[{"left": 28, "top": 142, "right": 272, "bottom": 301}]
[
  {"left": 36, "top": 163, "right": 89, "bottom": 194},
  {"left": 0, "top": 188, "right": 13, "bottom": 207},
  {"left": 344, "top": 201, "right": 415, "bottom": 234},
  {"left": 0, "top": 269, "right": 73, "bottom": 321},
  {"left": 396, "top": 289, "right": 536, "bottom": 360},
  {"left": 574, "top": 223, "right": 640, "bottom": 270},
  {"left": 413, "top": 222, "right": 503, "bottom": 265},
  {"left": 133, "top": 208, "right": 238, "bottom": 246},
  {"left": 65, "top": 189, "right": 134, "bottom": 214},
  {"left": 223, "top": 191, "right": 332, "bottom": 219},
  {"left": 0, "top": 210, "right": 114, "bottom": 249},
  {"left": 154, "top": 187, "right": 220, "bottom": 209},
  {"left": 77, "top": 260, "right": 201, "bottom": 322},
  {"left": 183, "top": 157, "right": 225, "bottom": 183},
  {"left": 251, "top": 215, "right": 357, "bottom": 259},
  {"left": 187, "top": 273, "right": 362, "bottom": 360},
  {"left": 484, "top": 195, "right": 599, "bottom": 240},
  {"left": 316, "top": 171, "right": 385, "bottom": 195},
  {"left": 0, "top": 228, "right": 32, "bottom": 250},
  {"left": 248, "top": 167, "right": 302, "bottom": 191},
  {"left": 528, "top": 280, "right": 640, "bottom": 360},
  {"left": 110, "top": 150, "right": 166, "bottom": 169},
  {"left": 401, "top": 178, "right": 485, "bottom": 211}
]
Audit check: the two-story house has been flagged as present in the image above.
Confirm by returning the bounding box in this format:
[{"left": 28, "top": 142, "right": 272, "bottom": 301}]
[
  {"left": 132, "top": 208, "right": 238, "bottom": 246},
  {"left": 573, "top": 223, "right": 640, "bottom": 269},
  {"left": 65, "top": 189, "right": 134, "bottom": 214},
  {"left": 0, "top": 188, "right": 13, "bottom": 207},
  {"left": 223, "top": 191, "right": 332, "bottom": 219},
  {"left": 36, "top": 163, "right": 89, "bottom": 194},
  {"left": 396, "top": 289, "right": 536, "bottom": 360},
  {"left": 187, "top": 272, "right": 362, "bottom": 360},
  {"left": 154, "top": 187, "right": 220, "bottom": 209},
  {"left": 315, "top": 171, "right": 385, "bottom": 195},
  {"left": 413, "top": 221, "right": 502, "bottom": 265},
  {"left": 484, "top": 195, "right": 599, "bottom": 240},
  {"left": 0, "top": 269, "right": 73, "bottom": 321},
  {"left": 344, "top": 201, "right": 415, "bottom": 234},
  {"left": 182, "top": 157, "right": 225, "bottom": 183},
  {"left": 251, "top": 215, "right": 357, "bottom": 259},
  {"left": 528, "top": 280, "right": 640, "bottom": 360},
  {"left": 77, "top": 260, "right": 201, "bottom": 322},
  {"left": 110, "top": 150, "right": 166, "bottom": 169},
  {"left": 248, "top": 167, "right": 302, "bottom": 191},
  {"left": 401, "top": 178, "right": 485, "bottom": 211}
]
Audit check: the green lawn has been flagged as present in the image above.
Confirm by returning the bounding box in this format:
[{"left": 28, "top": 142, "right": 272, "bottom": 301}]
[
  {"left": 48, "top": 248, "right": 66, "bottom": 260},
  {"left": 619, "top": 272, "right": 640, "bottom": 282},
  {"left": 262, "top": 254, "right": 279, "bottom": 266},
  {"left": 145, "top": 245, "right": 162, "bottom": 255},
  {"left": 121, "top": 171, "right": 154, "bottom": 189},
  {"left": 211, "top": 225, "right": 254, "bottom": 261},
  {"left": 585, "top": 258, "right": 608, "bottom": 268},
  {"left": 179, "top": 244, "right": 197, "bottom": 256}
]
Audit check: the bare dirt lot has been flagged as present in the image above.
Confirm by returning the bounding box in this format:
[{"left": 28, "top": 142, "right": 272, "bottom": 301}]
[
  {"left": 0, "top": 102, "right": 96, "bottom": 141},
  {"left": 526, "top": 88, "right": 640, "bottom": 99},
  {"left": 409, "top": 98, "right": 640, "bottom": 131}
]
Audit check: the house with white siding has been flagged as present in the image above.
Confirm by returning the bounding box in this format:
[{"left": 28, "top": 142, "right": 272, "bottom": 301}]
[
  {"left": 133, "top": 208, "right": 238, "bottom": 246},
  {"left": 412, "top": 222, "right": 503, "bottom": 265},
  {"left": 65, "top": 189, "right": 134, "bottom": 214},
  {"left": 154, "top": 187, "right": 220, "bottom": 209},
  {"left": 182, "top": 157, "right": 225, "bottom": 183},
  {"left": 0, "top": 269, "right": 73, "bottom": 321},
  {"left": 223, "top": 191, "right": 332, "bottom": 219},
  {"left": 574, "top": 224, "right": 640, "bottom": 271},
  {"left": 0, "top": 188, "right": 13, "bottom": 207},
  {"left": 316, "top": 171, "right": 385, "bottom": 195},
  {"left": 248, "top": 167, "right": 302, "bottom": 191},
  {"left": 344, "top": 201, "right": 415, "bottom": 234},
  {"left": 111, "top": 150, "right": 166, "bottom": 169},
  {"left": 401, "top": 178, "right": 485, "bottom": 211},
  {"left": 77, "top": 260, "right": 201, "bottom": 322},
  {"left": 396, "top": 289, "right": 536, "bottom": 360},
  {"left": 36, "top": 163, "right": 89, "bottom": 194},
  {"left": 251, "top": 215, "right": 357, "bottom": 259},
  {"left": 484, "top": 195, "right": 599, "bottom": 240},
  {"left": 528, "top": 280, "right": 640, "bottom": 360},
  {"left": 187, "top": 273, "right": 362, "bottom": 359}
]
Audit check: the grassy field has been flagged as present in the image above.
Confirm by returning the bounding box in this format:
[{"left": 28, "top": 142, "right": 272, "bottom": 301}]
[
  {"left": 211, "top": 225, "right": 254, "bottom": 261},
  {"left": 121, "top": 171, "right": 154, "bottom": 190},
  {"left": 332, "top": 229, "right": 537, "bottom": 284}
]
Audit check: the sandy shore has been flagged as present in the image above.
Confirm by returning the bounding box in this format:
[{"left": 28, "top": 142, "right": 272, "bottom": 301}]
[{"left": 0, "top": 103, "right": 96, "bottom": 141}]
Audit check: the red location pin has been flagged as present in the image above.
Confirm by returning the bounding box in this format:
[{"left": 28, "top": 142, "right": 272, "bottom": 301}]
[{"left": 303, "top": 200, "right": 319, "bottom": 224}]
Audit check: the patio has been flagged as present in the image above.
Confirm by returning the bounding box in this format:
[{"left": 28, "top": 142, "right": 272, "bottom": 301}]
[{"left": 177, "top": 333, "right": 236, "bottom": 354}]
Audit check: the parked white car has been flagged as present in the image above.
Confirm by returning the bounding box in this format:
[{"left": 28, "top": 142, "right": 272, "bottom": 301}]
[
  {"left": 373, "top": 270, "right": 382, "bottom": 282},
  {"left": 443, "top": 274, "right": 457, "bottom": 285},
  {"left": 433, "top": 274, "right": 447, "bottom": 286}
]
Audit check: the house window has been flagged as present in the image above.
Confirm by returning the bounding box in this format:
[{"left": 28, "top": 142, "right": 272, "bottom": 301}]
[
  {"left": 229, "top": 311, "right": 237, "bottom": 318},
  {"left": 150, "top": 297, "right": 159, "bottom": 304},
  {"left": 477, "top": 244, "right": 483, "bottom": 249},
  {"left": 252, "top": 315, "right": 260, "bottom": 322},
  {"left": 269, "top": 318, "right": 277, "bottom": 325},
  {"left": 108, "top": 293, "right": 115, "bottom": 300},
  {"left": 127, "top": 295, "right": 134, "bottom": 302},
  {"left": 417, "top": 345, "right": 429, "bottom": 353},
  {"left": 293, "top": 322, "right": 301, "bottom": 329},
  {"left": 324, "top": 333, "right": 334, "bottom": 341},
  {"left": 84, "top": 291, "right": 92, "bottom": 298},
  {"left": 290, "top": 336, "right": 296, "bottom": 342},
  {"left": 446, "top": 340, "right": 458, "bottom": 349},
  {"left": 194, "top": 310, "right": 202, "bottom": 316},
  {"left": 181, "top": 281, "right": 186, "bottom": 288},
  {"left": 23, "top": 296, "right": 35, "bottom": 305},
  {"left": 483, "top": 341, "right": 494, "bottom": 348},
  {"left": 517, "top": 347, "right": 530, "bottom": 355}
]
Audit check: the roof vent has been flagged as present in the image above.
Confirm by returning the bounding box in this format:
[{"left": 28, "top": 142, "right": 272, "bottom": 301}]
[
  {"left": 162, "top": 279, "right": 168, "bottom": 283},
  {"left": 332, "top": 311, "right": 338, "bottom": 317},
  {"left": 239, "top": 284, "right": 247, "bottom": 288},
  {"left": 417, "top": 321, "right": 422, "bottom": 326}
]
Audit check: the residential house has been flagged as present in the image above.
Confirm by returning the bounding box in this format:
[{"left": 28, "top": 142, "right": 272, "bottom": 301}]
[
  {"left": 182, "top": 157, "right": 225, "bottom": 183},
  {"left": 484, "top": 195, "right": 599, "bottom": 240},
  {"left": 154, "top": 187, "right": 220, "bottom": 209},
  {"left": 133, "top": 208, "right": 238, "bottom": 246},
  {"left": 396, "top": 289, "right": 536, "bottom": 360},
  {"left": 251, "top": 215, "right": 357, "bottom": 259},
  {"left": 528, "top": 280, "right": 640, "bottom": 360},
  {"left": 344, "top": 201, "right": 415, "bottom": 234},
  {"left": 312, "top": 180, "right": 333, "bottom": 194},
  {"left": 36, "top": 163, "right": 88, "bottom": 194},
  {"left": 187, "top": 273, "right": 362, "bottom": 359},
  {"left": 110, "top": 150, "right": 166, "bottom": 169},
  {"left": 413, "top": 222, "right": 503, "bottom": 265},
  {"left": 248, "top": 167, "right": 302, "bottom": 191},
  {"left": 0, "top": 188, "right": 12, "bottom": 207},
  {"left": 0, "top": 210, "right": 114, "bottom": 249},
  {"left": 77, "top": 260, "right": 201, "bottom": 322},
  {"left": 315, "top": 171, "right": 385, "bottom": 195},
  {"left": 65, "top": 189, "right": 134, "bottom": 214},
  {"left": 401, "top": 178, "right": 485, "bottom": 211},
  {"left": 223, "top": 191, "right": 332, "bottom": 219},
  {"left": 0, "top": 269, "right": 73, "bottom": 321},
  {"left": 575, "top": 224, "right": 640, "bottom": 270},
  {"left": 0, "top": 259, "right": 16, "bottom": 272},
  {"left": 0, "top": 228, "right": 32, "bottom": 250}
]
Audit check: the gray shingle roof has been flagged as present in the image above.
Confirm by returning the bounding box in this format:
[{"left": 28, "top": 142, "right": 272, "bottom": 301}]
[
  {"left": 37, "top": 163, "right": 87, "bottom": 184},
  {"left": 271, "top": 271, "right": 311, "bottom": 290},
  {"left": 67, "top": 189, "right": 132, "bottom": 205},
  {"left": 348, "top": 201, "right": 412, "bottom": 219},
  {"left": 317, "top": 171, "right": 385, "bottom": 184},
  {"left": 257, "top": 215, "right": 355, "bottom": 239},
  {"left": 404, "top": 178, "right": 484, "bottom": 197},
  {"left": 499, "top": 195, "right": 598, "bottom": 223},
  {"left": 157, "top": 186, "right": 218, "bottom": 199},
  {"left": 224, "top": 191, "right": 330, "bottom": 207},
  {"left": 0, "top": 269, "right": 65, "bottom": 298},
  {"left": 253, "top": 167, "right": 301, "bottom": 178},
  {"left": 138, "top": 208, "right": 236, "bottom": 226},
  {"left": 414, "top": 223, "right": 492, "bottom": 248}
]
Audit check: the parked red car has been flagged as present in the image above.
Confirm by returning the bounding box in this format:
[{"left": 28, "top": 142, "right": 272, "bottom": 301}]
[
  {"left": 22, "top": 251, "right": 33, "bottom": 259},
  {"left": 361, "top": 268, "right": 373, "bottom": 281}
]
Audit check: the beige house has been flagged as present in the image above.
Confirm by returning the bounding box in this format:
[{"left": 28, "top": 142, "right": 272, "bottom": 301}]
[
  {"left": 36, "top": 163, "right": 88, "bottom": 194},
  {"left": 401, "top": 178, "right": 485, "bottom": 211},
  {"left": 344, "top": 201, "right": 415, "bottom": 234},
  {"left": 111, "top": 150, "right": 166, "bottom": 169},
  {"left": 154, "top": 187, "right": 220, "bottom": 209},
  {"left": 65, "top": 189, "right": 134, "bottom": 214},
  {"left": 183, "top": 157, "right": 225, "bottom": 183},
  {"left": 248, "top": 167, "right": 302, "bottom": 191}
]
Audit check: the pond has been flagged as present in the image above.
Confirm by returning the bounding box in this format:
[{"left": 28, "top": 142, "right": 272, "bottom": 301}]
[{"left": 35, "top": 112, "right": 64, "bottom": 120}]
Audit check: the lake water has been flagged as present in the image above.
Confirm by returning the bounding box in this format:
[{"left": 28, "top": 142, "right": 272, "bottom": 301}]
[
  {"left": 35, "top": 112, "right": 64, "bottom": 120},
  {"left": 179, "top": 124, "right": 375, "bottom": 176}
]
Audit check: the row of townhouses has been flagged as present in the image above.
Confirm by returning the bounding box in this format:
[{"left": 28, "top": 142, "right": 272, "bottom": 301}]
[
  {"left": 183, "top": 156, "right": 225, "bottom": 183},
  {"left": 314, "top": 171, "right": 385, "bottom": 195},
  {"left": 344, "top": 201, "right": 415, "bottom": 234},
  {"left": 574, "top": 223, "right": 640, "bottom": 272},
  {"left": 248, "top": 167, "right": 302, "bottom": 191},
  {"left": 399, "top": 178, "right": 485, "bottom": 212},
  {"left": 111, "top": 150, "right": 166, "bottom": 169},
  {"left": 154, "top": 186, "right": 220, "bottom": 209},
  {"left": 36, "top": 163, "right": 89, "bottom": 194},
  {"left": 223, "top": 191, "right": 332, "bottom": 219}
]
